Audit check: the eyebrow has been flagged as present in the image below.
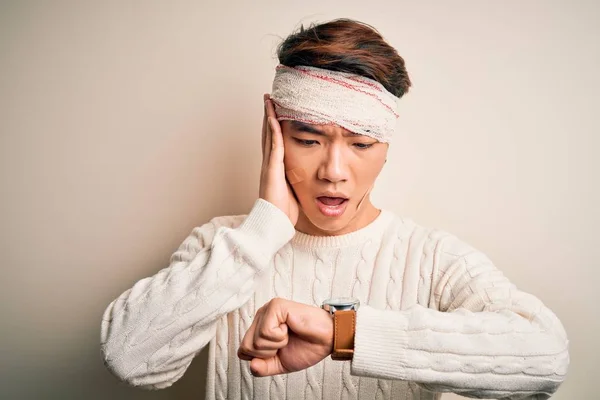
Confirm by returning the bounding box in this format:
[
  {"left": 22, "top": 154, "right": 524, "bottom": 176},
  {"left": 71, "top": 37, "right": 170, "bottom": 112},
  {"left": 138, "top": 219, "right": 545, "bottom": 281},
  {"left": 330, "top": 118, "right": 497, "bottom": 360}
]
[
  {"left": 290, "top": 121, "right": 363, "bottom": 137},
  {"left": 290, "top": 121, "right": 326, "bottom": 135}
]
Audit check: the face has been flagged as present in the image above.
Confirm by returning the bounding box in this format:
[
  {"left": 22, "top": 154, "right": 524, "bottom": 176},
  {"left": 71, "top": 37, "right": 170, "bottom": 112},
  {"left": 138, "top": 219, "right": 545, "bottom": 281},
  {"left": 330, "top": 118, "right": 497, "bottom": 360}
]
[{"left": 281, "top": 120, "right": 388, "bottom": 236}]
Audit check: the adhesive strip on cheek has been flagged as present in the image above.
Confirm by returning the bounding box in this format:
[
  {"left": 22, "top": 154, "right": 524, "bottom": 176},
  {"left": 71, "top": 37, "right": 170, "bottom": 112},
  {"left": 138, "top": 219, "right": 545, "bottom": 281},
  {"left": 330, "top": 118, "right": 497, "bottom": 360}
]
[{"left": 286, "top": 167, "right": 307, "bottom": 185}]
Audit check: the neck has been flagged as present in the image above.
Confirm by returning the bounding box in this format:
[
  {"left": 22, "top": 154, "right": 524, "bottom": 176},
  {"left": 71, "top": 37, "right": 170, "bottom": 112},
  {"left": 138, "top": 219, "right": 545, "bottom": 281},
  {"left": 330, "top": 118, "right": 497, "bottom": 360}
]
[{"left": 295, "top": 200, "right": 381, "bottom": 236}]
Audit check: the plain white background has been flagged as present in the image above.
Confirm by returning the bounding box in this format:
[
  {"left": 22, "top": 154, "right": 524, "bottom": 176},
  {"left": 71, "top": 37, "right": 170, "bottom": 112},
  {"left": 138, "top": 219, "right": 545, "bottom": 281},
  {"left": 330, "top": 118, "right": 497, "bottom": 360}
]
[{"left": 1, "top": 1, "right": 597, "bottom": 399}]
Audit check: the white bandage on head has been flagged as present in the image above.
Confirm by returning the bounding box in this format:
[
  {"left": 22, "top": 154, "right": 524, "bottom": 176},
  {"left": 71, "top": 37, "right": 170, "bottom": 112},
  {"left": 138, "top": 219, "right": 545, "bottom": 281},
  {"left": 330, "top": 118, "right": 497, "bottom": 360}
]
[{"left": 270, "top": 64, "right": 400, "bottom": 143}]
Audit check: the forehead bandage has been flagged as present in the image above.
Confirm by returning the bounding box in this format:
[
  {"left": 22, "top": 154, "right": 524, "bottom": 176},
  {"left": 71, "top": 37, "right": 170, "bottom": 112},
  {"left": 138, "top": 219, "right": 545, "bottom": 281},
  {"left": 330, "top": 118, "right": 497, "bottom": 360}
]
[{"left": 270, "top": 64, "right": 400, "bottom": 143}]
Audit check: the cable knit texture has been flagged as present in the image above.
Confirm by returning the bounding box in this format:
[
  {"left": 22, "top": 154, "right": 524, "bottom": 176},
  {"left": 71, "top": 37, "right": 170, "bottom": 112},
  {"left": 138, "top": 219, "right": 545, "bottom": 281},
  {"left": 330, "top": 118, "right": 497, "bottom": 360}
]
[{"left": 101, "top": 199, "right": 569, "bottom": 399}]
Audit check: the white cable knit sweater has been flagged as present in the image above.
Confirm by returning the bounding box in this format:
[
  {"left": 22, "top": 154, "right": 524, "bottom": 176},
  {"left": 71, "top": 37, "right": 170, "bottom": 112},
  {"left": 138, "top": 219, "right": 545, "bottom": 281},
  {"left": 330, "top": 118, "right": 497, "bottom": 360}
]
[{"left": 101, "top": 199, "right": 569, "bottom": 399}]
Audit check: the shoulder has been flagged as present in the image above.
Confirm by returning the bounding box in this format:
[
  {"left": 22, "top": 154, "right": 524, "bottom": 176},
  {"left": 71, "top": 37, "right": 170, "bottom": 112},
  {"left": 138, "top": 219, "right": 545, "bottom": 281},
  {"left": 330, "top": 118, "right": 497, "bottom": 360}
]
[
  {"left": 382, "top": 210, "right": 485, "bottom": 259},
  {"left": 206, "top": 213, "right": 248, "bottom": 230},
  {"left": 180, "top": 213, "right": 248, "bottom": 247},
  {"left": 381, "top": 210, "right": 446, "bottom": 243}
]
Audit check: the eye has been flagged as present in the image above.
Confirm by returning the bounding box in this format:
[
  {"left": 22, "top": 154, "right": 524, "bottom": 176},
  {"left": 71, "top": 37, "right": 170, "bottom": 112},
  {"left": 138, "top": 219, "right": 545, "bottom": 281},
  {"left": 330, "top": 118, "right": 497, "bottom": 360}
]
[
  {"left": 293, "top": 138, "right": 319, "bottom": 147},
  {"left": 353, "top": 142, "right": 374, "bottom": 149}
]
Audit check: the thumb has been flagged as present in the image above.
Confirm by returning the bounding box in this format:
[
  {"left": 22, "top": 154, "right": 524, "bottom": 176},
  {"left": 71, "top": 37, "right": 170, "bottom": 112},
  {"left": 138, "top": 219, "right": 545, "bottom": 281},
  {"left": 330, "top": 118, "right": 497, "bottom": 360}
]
[{"left": 250, "top": 356, "right": 287, "bottom": 377}]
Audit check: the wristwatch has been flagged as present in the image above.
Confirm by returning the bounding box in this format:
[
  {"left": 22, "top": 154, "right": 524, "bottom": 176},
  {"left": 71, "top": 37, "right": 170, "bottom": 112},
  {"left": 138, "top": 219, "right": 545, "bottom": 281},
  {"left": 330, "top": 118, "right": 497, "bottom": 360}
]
[{"left": 321, "top": 297, "right": 360, "bottom": 361}]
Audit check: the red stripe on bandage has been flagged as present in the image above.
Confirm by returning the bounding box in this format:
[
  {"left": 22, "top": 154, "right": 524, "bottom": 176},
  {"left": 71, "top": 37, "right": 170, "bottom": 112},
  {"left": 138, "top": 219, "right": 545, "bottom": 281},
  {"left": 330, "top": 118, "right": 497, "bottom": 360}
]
[{"left": 276, "top": 65, "right": 399, "bottom": 118}]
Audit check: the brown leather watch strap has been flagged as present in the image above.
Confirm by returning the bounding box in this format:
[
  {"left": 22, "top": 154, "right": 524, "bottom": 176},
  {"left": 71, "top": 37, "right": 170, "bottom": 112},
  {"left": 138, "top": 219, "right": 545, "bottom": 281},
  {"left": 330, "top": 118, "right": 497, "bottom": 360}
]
[{"left": 332, "top": 309, "right": 355, "bottom": 361}]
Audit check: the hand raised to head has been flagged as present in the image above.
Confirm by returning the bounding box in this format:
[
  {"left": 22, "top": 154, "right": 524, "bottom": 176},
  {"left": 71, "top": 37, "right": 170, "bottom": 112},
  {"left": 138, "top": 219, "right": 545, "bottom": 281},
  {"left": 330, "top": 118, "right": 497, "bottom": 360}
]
[{"left": 259, "top": 94, "right": 300, "bottom": 226}]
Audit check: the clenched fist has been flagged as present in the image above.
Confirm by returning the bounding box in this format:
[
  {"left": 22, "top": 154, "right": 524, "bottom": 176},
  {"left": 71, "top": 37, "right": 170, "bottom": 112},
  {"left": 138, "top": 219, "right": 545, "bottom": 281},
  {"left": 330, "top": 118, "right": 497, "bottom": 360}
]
[{"left": 237, "top": 298, "right": 334, "bottom": 377}]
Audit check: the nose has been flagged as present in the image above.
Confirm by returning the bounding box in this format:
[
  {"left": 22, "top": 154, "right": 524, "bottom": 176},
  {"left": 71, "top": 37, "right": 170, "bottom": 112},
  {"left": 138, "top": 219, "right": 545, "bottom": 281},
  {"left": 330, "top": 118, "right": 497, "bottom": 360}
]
[{"left": 317, "top": 145, "right": 349, "bottom": 183}]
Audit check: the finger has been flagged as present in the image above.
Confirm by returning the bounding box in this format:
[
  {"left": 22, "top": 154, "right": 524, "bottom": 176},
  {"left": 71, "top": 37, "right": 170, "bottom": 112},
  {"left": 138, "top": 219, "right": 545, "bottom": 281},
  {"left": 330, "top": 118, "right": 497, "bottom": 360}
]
[
  {"left": 265, "top": 97, "right": 281, "bottom": 155},
  {"left": 263, "top": 100, "right": 274, "bottom": 163},
  {"left": 261, "top": 96, "right": 268, "bottom": 159},
  {"left": 250, "top": 307, "right": 286, "bottom": 351},
  {"left": 239, "top": 312, "right": 278, "bottom": 359},
  {"left": 237, "top": 340, "right": 279, "bottom": 361},
  {"left": 252, "top": 307, "right": 265, "bottom": 343},
  {"left": 250, "top": 356, "right": 288, "bottom": 377},
  {"left": 255, "top": 322, "right": 288, "bottom": 349},
  {"left": 259, "top": 300, "right": 288, "bottom": 342},
  {"left": 287, "top": 177, "right": 300, "bottom": 204},
  {"left": 238, "top": 346, "right": 278, "bottom": 360},
  {"left": 255, "top": 306, "right": 288, "bottom": 344},
  {"left": 253, "top": 333, "right": 288, "bottom": 351},
  {"left": 238, "top": 312, "right": 260, "bottom": 360},
  {"left": 238, "top": 349, "right": 253, "bottom": 361},
  {"left": 265, "top": 94, "right": 276, "bottom": 119},
  {"left": 268, "top": 117, "right": 284, "bottom": 164}
]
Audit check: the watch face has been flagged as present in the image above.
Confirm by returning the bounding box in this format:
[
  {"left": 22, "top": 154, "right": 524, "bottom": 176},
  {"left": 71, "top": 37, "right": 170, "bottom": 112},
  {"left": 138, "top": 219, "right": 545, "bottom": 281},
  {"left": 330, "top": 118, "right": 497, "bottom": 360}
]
[
  {"left": 323, "top": 297, "right": 359, "bottom": 307},
  {"left": 322, "top": 297, "right": 360, "bottom": 313}
]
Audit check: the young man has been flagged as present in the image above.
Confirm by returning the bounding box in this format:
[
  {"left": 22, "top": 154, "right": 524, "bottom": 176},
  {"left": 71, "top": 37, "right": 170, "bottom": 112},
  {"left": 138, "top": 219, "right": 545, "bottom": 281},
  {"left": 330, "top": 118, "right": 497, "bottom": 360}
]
[{"left": 101, "top": 19, "right": 569, "bottom": 399}]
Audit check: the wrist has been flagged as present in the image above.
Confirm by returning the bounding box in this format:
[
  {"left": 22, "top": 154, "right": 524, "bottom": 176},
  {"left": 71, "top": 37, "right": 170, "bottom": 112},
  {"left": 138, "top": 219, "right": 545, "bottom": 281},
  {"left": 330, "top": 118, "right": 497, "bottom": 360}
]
[{"left": 327, "top": 310, "right": 335, "bottom": 356}]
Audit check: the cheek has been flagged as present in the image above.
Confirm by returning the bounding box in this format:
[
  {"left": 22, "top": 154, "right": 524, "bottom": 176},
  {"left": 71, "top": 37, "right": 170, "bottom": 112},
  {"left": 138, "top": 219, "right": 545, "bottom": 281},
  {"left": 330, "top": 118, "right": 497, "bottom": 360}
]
[
  {"left": 283, "top": 141, "right": 309, "bottom": 189},
  {"left": 283, "top": 141, "right": 318, "bottom": 174},
  {"left": 364, "top": 148, "right": 387, "bottom": 175},
  {"left": 353, "top": 154, "right": 386, "bottom": 186},
  {"left": 282, "top": 139, "right": 299, "bottom": 170}
]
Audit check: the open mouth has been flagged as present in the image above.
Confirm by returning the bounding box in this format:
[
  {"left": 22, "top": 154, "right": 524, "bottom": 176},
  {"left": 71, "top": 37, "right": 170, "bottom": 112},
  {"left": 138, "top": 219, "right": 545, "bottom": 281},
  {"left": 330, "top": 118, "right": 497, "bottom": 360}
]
[{"left": 315, "top": 196, "right": 349, "bottom": 217}]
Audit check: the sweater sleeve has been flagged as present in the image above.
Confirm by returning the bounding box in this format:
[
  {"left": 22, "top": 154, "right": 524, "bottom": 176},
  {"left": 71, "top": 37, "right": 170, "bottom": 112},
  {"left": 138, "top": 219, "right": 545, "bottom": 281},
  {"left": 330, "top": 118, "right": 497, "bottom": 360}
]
[
  {"left": 351, "top": 234, "right": 569, "bottom": 399},
  {"left": 100, "top": 199, "right": 295, "bottom": 389}
]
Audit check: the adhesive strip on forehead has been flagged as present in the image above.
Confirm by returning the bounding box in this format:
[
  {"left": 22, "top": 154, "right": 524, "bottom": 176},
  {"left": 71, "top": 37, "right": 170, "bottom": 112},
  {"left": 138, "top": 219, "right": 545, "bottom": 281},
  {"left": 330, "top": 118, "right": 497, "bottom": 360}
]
[{"left": 286, "top": 167, "right": 307, "bottom": 184}]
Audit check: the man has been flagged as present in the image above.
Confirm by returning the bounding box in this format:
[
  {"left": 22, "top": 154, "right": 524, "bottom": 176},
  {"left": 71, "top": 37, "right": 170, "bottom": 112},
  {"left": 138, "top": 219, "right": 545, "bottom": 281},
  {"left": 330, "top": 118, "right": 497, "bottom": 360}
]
[{"left": 101, "top": 19, "right": 569, "bottom": 399}]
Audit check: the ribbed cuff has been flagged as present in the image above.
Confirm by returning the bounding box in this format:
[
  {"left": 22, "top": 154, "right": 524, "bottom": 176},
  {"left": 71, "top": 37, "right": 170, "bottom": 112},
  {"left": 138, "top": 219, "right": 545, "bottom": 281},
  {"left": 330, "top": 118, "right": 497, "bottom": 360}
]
[
  {"left": 351, "top": 305, "right": 410, "bottom": 380},
  {"left": 236, "top": 198, "right": 296, "bottom": 259}
]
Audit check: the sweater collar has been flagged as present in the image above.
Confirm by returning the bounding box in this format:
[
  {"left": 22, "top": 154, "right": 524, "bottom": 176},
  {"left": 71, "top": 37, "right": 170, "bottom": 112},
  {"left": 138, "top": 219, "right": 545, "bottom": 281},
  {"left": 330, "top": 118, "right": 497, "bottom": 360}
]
[{"left": 290, "top": 209, "right": 395, "bottom": 249}]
